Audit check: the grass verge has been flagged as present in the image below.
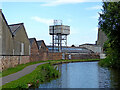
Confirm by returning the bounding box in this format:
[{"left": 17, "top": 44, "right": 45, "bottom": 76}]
[
  {"left": 1, "top": 63, "right": 60, "bottom": 88},
  {"left": 0, "top": 61, "right": 46, "bottom": 78},
  {"left": 49, "top": 59, "right": 100, "bottom": 65}
]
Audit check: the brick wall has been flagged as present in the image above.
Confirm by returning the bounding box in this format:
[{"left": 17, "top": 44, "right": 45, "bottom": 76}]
[
  {"left": 30, "top": 40, "right": 40, "bottom": 62},
  {"left": 38, "top": 52, "right": 62, "bottom": 61},
  {"left": 48, "top": 52, "right": 62, "bottom": 60},
  {"left": 39, "top": 51, "right": 48, "bottom": 61},
  {"left": 70, "top": 53, "right": 100, "bottom": 60},
  {"left": 64, "top": 53, "right": 100, "bottom": 60},
  {"left": 0, "top": 56, "right": 30, "bottom": 71}
]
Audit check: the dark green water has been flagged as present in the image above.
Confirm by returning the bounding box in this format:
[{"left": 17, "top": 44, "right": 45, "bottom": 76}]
[{"left": 39, "top": 61, "right": 120, "bottom": 88}]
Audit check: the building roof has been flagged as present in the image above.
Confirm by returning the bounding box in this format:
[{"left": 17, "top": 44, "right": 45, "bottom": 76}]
[
  {"left": 0, "top": 9, "right": 13, "bottom": 36},
  {"left": 37, "top": 40, "right": 44, "bottom": 46},
  {"left": 29, "top": 38, "right": 39, "bottom": 50},
  {"left": 47, "top": 45, "right": 94, "bottom": 53},
  {"left": 9, "top": 23, "right": 23, "bottom": 35},
  {"left": 37, "top": 40, "right": 47, "bottom": 50},
  {"left": 29, "top": 38, "right": 36, "bottom": 46},
  {"left": 79, "top": 43, "right": 96, "bottom": 46}
]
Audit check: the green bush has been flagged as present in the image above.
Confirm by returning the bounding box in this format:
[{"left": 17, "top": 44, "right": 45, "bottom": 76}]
[
  {"left": 99, "top": 41, "right": 120, "bottom": 68},
  {"left": 98, "top": 2, "right": 120, "bottom": 69}
]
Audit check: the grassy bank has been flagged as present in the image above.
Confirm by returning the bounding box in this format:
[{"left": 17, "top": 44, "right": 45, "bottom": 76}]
[
  {"left": 2, "top": 63, "right": 60, "bottom": 88},
  {"left": 1, "top": 59, "right": 100, "bottom": 78},
  {"left": 0, "top": 61, "right": 46, "bottom": 78},
  {"left": 51, "top": 59, "right": 100, "bottom": 65}
]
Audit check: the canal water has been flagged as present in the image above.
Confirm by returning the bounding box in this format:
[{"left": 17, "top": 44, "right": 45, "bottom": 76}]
[{"left": 39, "top": 61, "right": 120, "bottom": 88}]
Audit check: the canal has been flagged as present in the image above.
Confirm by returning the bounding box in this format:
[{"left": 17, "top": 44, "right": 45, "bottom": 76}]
[{"left": 39, "top": 61, "right": 120, "bottom": 88}]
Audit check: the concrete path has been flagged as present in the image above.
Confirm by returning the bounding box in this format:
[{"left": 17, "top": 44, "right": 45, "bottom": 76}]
[{"left": 0, "top": 62, "right": 47, "bottom": 86}]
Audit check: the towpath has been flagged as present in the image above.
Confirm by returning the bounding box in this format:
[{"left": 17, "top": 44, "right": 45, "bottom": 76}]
[{"left": 0, "top": 62, "right": 47, "bottom": 86}]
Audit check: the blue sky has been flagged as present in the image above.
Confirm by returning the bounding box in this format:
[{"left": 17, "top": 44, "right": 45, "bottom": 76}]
[{"left": 1, "top": 1, "right": 103, "bottom": 46}]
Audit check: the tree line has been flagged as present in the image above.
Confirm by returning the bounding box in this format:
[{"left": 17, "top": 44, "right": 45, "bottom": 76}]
[{"left": 99, "top": 1, "right": 120, "bottom": 68}]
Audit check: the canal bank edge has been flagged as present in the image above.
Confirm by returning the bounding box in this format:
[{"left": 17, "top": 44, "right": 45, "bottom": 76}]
[
  {"left": 1, "top": 59, "right": 100, "bottom": 88},
  {"left": 50, "top": 59, "right": 100, "bottom": 65},
  {"left": 1, "top": 59, "right": 100, "bottom": 78},
  {"left": 1, "top": 63, "right": 60, "bottom": 88}
]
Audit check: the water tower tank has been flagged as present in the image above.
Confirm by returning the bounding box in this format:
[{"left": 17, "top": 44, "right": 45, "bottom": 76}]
[
  {"left": 49, "top": 25, "right": 70, "bottom": 35},
  {"left": 49, "top": 20, "right": 70, "bottom": 52}
]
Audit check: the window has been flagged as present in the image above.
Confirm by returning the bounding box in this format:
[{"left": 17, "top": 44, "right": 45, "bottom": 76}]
[
  {"left": 29, "top": 45, "right": 31, "bottom": 55},
  {"left": 21, "top": 43, "right": 24, "bottom": 55},
  {"left": 39, "top": 46, "right": 41, "bottom": 49},
  {"left": 13, "top": 49, "right": 14, "bottom": 55}
]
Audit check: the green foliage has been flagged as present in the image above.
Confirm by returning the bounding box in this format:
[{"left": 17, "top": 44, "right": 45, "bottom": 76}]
[
  {"left": 2, "top": 64, "right": 60, "bottom": 88},
  {"left": 99, "top": 2, "right": 120, "bottom": 68}
]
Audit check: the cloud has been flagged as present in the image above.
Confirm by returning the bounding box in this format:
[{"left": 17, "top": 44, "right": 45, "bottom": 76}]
[
  {"left": 41, "top": 0, "right": 85, "bottom": 6},
  {"left": 0, "top": 0, "right": 52, "bottom": 2},
  {"left": 1, "top": 0, "right": 118, "bottom": 3},
  {"left": 31, "top": 16, "right": 72, "bottom": 26},
  {"left": 41, "top": 0, "right": 102, "bottom": 6},
  {"left": 31, "top": 16, "right": 53, "bottom": 25},
  {"left": 86, "top": 5, "right": 102, "bottom": 10}
]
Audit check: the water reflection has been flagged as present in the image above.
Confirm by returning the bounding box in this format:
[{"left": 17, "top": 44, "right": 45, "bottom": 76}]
[
  {"left": 98, "top": 67, "right": 111, "bottom": 88},
  {"left": 110, "top": 68, "right": 120, "bottom": 88},
  {"left": 39, "top": 62, "right": 120, "bottom": 88}
]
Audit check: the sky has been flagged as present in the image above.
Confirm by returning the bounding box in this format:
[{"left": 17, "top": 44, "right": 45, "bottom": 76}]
[{"left": 0, "top": 0, "right": 103, "bottom": 46}]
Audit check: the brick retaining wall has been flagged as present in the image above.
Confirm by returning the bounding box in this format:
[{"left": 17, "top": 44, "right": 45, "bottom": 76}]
[
  {"left": 65, "top": 53, "right": 100, "bottom": 60},
  {"left": 0, "top": 56, "right": 30, "bottom": 71},
  {"left": 30, "top": 54, "right": 40, "bottom": 62},
  {"left": 71, "top": 53, "right": 100, "bottom": 59},
  {"left": 39, "top": 52, "right": 48, "bottom": 61},
  {"left": 0, "top": 53, "right": 99, "bottom": 71},
  {"left": 48, "top": 52, "right": 62, "bottom": 60}
]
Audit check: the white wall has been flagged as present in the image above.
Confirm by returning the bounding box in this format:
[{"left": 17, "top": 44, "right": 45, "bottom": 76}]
[{"left": 80, "top": 45, "right": 102, "bottom": 54}]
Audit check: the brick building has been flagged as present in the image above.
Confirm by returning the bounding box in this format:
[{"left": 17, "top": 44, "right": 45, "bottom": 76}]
[
  {"left": 29, "top": 38, "right": 40, "bottom": 62},
  {"left": 37, "top": 40, "right": 48, "bottom": 61}
]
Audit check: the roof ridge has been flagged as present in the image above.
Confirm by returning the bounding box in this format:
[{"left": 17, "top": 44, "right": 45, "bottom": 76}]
[
  {"left": 11, "top": 25, "right": 21, "bottom": 34},
  {"left": 29, "top": 38, "right": 36, "bottom": 40},
  {"left": 37, "top": 40, "right": 43, "bottom": 42},
  {"left": 1, "top": 10, "right": 13, "bottom": 36},
  {"left": 9, "top": 23, "right": 23, "bottom": 26}
]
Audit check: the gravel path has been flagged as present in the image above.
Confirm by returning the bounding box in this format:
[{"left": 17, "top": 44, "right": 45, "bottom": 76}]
[{"left": 0, "top": 62, "right": 47, "bottom": 86}]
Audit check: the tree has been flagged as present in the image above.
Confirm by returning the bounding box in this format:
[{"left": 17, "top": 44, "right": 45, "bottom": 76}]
[{"left": 99, "top": 1, "right": 120, "bottom": 68}]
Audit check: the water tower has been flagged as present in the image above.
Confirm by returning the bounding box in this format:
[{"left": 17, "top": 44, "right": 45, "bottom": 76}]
[{"left": 49, "top": 20, "right": 70, "bottom": 52}]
